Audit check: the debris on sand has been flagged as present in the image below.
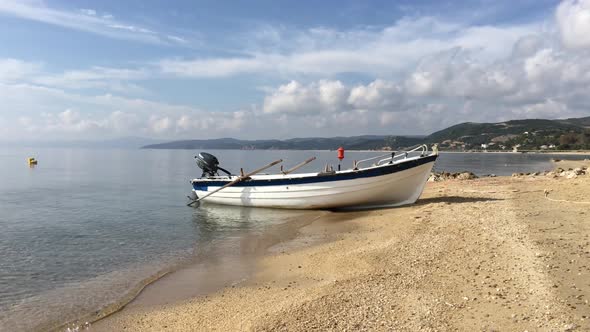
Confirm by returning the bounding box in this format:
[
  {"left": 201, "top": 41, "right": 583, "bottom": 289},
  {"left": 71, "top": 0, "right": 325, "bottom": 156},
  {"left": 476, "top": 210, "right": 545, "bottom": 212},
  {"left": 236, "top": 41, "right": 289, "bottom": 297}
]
[{"left": 428, "top": 171, "right": 478, "bottom": 182}]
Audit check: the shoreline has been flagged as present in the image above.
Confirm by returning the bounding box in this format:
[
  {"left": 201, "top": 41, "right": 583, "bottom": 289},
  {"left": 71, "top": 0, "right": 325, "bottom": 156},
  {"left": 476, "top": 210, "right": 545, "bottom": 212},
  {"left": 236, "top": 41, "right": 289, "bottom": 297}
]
[
  {"left": 438, "top": 150, "right": 590, "bottom": 155},
  {"left": 139, "top": 148, "right": 590, "bottom": 155},
  {"left": 68, "top": 210, "right": 327, "bottom": 331},
  {"left": 89, "top": 210, "right": 349, "bottom": 331},
  {"left": 92, "top": 160, "right": 590, "bottom": 331}
]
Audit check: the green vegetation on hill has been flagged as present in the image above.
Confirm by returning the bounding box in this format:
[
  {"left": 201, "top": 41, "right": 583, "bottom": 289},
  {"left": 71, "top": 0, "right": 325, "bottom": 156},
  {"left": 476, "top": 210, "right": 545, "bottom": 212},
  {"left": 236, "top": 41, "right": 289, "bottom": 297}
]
[
  {"left": 142, "top": 116, "right": 590, "bottom": 151},
  {"left": 559, "top": 116, "right": 590, "bottom": 127},
  {"left": 427, "top": 118, "right": 589, "bottom": 151}
]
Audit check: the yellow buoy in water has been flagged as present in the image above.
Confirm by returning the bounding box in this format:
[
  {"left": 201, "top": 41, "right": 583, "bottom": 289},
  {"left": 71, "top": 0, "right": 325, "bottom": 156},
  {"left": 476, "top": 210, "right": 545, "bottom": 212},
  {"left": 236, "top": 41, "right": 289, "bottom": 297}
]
[{"left": 28, "top": 157, "right": 38, "bottom": 166}]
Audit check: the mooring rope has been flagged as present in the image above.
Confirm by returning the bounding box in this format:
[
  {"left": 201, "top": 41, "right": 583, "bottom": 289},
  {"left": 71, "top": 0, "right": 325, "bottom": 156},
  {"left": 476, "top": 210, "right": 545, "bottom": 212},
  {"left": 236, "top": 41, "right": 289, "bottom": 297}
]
[{"left": 544, "top": 189, "right": 590, "bottom": 204}]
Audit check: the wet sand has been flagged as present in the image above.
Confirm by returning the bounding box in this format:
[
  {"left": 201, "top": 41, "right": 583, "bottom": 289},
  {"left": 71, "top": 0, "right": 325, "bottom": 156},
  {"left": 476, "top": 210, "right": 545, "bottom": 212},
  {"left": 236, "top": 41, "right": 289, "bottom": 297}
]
[{"left": 92, "top": 161, "right": 590, "bottom": 331}]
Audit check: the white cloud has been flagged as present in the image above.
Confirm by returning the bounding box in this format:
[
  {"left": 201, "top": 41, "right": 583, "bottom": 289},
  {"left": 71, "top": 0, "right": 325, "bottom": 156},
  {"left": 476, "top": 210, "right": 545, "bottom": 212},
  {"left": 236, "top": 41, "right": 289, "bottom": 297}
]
[
  {"left": 512, "top": 35, "right": 544, "bottom": 58},
  {"left": 0, "top": 59, "right": 150, "bottom": 95},
  {"left": 0, "top": 82, "right": 256, "bottom": 139},
  {"left": 58, "top": 109, "right": 80, "bottom": 125},
  {"left": 263, "top": 79, "right": 412, "bottom": 115},
  {"left": 524, "top": 48, "right": 563, "bottom": 81},
  {"left": 107, "top": 111, "right": 141, "bottom": 132},
  {"left": 348, "top": 80, "right": 404, "bottom": 110},
  {"left": 379, "top": 112, "right": 399, "bottom": 126},
  {"left": 149, "top": 116, "right": 172, "bottom": 134},
  {"left": 0, "top": 0, "right": 186, "bottom": 45},
  {"left": 510, "top": 99, "right": 573, "bottom": 119},
  {"left": 159, "top": 16, "right": 539, "bottom": 79},
  {"left": 556, "top": 0, "right": 590, "bottom": 49},
  {"left": 166, "top": 35, "right": 187, "bottom": 44},
  {"left": 34, "top": 109, "right": 104, "bottom": 134},
  {"left": 259, "top": 35, "right": 590, "bottom": 131},
  {"left": 159, "top": 57, "right": 267, "bottom": 78},
  {"left": 453, "top": 25, "right": 537, "bottom": 60},
  {"left": 405, "top": 71, "right": 437, "bottom": 97},
  {"left": 80, "top": 8, "right": 96, "bottom": 16},
  {"left": 0, "top": 58, "right": 41, "bottom": 81},
  {"left": 3, "top": 1, "right": 590, "bottom": 141},
  {"left": 263, "top": 80, "right": 349, "bottom": 114},
  {"left": 33, "top": 66, "right": 149, "bottom": 92},
  {"left": 403, "top": 48, "right": 520, "bottom": 100}
]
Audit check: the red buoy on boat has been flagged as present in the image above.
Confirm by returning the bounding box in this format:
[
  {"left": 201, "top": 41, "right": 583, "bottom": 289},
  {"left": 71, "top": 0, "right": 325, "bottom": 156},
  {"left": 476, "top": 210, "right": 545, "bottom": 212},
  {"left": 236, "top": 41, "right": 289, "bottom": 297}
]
[{"left": 337, "top": 147, "right": 344, "bottom": 160}]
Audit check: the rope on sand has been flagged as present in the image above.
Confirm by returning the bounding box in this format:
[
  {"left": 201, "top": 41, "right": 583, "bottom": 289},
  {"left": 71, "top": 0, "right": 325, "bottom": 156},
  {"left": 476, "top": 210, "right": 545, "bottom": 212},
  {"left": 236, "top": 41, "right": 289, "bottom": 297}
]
[{"left": 544, "top": 189, "right": 590, "bottom": 204}]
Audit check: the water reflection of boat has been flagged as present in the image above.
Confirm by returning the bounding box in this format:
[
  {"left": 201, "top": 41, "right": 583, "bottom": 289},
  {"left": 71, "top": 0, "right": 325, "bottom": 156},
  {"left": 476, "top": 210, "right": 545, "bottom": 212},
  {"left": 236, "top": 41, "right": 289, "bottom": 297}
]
[
  {"left": 193, "top": 204, "right": 310, "bottom": 227},
  {"left": 188, "top": 145, "right": 438, "bottom": 210}
]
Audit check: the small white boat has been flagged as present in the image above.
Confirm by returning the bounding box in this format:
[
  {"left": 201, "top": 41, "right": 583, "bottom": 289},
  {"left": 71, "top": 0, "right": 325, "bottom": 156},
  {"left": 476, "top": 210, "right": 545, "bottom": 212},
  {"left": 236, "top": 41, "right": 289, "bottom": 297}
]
[{"left": 188, "top": 145, "right": 438, "bottom": 210}]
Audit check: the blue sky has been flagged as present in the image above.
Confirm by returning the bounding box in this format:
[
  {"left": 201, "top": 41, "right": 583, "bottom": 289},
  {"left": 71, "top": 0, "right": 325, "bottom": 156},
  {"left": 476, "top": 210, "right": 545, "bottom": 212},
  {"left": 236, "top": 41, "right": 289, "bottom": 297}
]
[{"left": 0, "top": 0, "right": 589, "bottom": 141}]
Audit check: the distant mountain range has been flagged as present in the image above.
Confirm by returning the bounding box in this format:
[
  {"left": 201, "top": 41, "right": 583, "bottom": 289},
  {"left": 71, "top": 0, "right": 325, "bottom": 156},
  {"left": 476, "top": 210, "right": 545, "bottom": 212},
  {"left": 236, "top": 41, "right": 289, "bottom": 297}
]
[
  {"left": 143, "top": 116, "right": 590, "bottom": 151},
  {"left": 8, "top": 117, "right": 586, "bottom": 151},
  {"left": 141, "top": 135, "right": 425, "bottom": 151}
]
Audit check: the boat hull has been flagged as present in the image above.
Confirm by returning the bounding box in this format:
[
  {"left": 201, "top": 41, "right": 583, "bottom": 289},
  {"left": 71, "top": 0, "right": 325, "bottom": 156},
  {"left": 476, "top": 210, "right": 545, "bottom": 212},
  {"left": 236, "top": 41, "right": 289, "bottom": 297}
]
[{"left": 190, "top": 155, "right": 437, "bottom": 209}]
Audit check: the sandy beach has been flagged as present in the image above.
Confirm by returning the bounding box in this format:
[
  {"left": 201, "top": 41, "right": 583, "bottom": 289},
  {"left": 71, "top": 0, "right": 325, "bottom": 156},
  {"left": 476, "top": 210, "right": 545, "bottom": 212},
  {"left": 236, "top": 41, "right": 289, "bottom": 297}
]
[{"left": 92, "top": 159, "right": 590, "bottom": 331}]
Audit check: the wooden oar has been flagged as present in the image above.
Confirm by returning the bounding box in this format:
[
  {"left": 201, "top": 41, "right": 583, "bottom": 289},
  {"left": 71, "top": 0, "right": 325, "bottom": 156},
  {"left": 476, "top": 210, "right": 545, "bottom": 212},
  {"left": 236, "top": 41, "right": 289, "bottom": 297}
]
[
  {"left": 187, "top": 159, "right": 283, "bottom": 207},
  {"left": 281, "top": 157, "right": 316, "bottom": 175}
]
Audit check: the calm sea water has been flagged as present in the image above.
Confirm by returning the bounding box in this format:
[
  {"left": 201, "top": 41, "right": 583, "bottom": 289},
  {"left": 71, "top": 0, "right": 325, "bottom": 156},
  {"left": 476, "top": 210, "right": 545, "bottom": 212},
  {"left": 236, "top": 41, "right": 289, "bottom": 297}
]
[{"left": 0, "top": 148, "right": 587, "bottom": 330}]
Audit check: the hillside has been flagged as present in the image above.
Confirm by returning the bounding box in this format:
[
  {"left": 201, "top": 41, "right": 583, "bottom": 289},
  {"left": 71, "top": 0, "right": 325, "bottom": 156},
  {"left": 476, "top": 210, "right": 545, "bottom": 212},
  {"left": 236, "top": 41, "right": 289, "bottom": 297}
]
[
  {"left": 427, "top": 119, "right": 578, "bottom": 143},
  {"left": 560, "top": 116, "right": 590, "bottom": 127},
  {"left": 142, "top": 116, "right": 590, "bottom": 151},
  {"left": 425, "top": 119, "right": 587, "bottom": 150}
]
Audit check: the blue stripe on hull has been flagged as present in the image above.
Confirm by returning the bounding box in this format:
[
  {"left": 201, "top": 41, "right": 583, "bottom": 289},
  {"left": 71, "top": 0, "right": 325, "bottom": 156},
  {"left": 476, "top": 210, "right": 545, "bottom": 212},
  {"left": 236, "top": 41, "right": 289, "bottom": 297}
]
[{"left": 191, "top": 155, "right": 437, "bottom": 190}]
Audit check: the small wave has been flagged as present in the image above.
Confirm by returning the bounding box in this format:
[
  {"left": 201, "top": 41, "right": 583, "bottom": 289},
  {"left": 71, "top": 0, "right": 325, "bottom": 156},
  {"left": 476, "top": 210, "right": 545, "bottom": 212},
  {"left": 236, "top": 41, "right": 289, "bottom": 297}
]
[{"left": 0, "top": 252, "right": 190, "bottom": 332}]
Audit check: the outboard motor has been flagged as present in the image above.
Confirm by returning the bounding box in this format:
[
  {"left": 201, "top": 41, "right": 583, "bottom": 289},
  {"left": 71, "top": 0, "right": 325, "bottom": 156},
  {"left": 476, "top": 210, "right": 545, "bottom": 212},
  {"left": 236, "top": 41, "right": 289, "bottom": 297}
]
[{"left": 195, "top": 152, "right": 231, "bottom": 177}]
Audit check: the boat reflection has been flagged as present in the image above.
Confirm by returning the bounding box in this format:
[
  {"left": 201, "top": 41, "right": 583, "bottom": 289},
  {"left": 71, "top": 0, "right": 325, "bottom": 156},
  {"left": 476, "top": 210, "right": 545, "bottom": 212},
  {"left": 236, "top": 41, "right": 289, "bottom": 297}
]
[{"left": 191, "top": 203, "right": 315, "bottom": 231}]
